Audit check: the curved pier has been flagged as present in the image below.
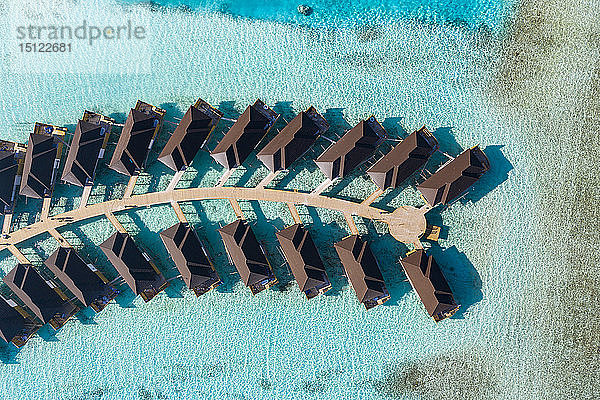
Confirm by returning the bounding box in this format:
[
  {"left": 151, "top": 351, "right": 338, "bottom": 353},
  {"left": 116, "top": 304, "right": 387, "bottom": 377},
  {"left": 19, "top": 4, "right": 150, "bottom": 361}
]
[{"left": 0, "top": 186, "right": 428, "bottom": 250}]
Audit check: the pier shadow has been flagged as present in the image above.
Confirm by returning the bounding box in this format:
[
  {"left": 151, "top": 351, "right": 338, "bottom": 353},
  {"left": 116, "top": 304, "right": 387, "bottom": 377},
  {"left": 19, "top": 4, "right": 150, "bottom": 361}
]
[
  {"left": 461, "top": 145, "right": 512, "bottom": 204},
  {"left": 432, "top": 126, "right": 463, "bottom": 156},
  {"left": 426, "top": 244, "right": 483, "bottom": 319},
  {"left": 37, "top": 324, "right": 61, "bottom": 342}
]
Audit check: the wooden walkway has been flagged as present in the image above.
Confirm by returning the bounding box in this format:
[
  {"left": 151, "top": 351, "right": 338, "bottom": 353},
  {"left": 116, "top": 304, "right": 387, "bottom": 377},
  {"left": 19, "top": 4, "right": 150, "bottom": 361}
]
[
  {"left": 79, "top": 185, "right": 93, "bottom": 209},
  {"left": 0, "top": 187, "right": 428, "bottom": 251}
]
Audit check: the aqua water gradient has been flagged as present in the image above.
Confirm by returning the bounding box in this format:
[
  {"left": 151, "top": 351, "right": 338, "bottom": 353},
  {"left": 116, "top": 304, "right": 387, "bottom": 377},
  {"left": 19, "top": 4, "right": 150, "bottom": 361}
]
[{"left": 0, "top": 0, "right": 564, "bottom": 399}]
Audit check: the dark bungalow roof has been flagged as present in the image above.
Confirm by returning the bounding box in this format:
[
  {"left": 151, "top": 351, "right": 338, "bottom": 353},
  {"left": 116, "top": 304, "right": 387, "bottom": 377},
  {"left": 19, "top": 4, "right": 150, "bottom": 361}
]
[
  {"left": 3, "top": 264, "right": 78, "bottom": 324},
  {"left": 0, "top": 296, "right": 36, "bottom": 345},
  {"left": 334, "top": 235, "right": 389, "bottom": 309},
  {"left": 61, "top": 120, "right": 107, "bottom": 186},
  {"left": 19, "top": 133, "right": 58, "bottom": 199},
  {"left": 417, "top": 145, "right": 490, "bottom": 206},
  {"left": 211, "top": 99, "right": 279, "bottom": 170},
  {"left": 160, "top": 222, "right": 221, "bottom": 294},
  {"left": 99, "top": 232, "right": 167, "bottom": 299},
  {"left": 315, "top": 117, "right": 385, "bottom": 180},
  {"left": 44, "top": 247, "right": 113, "bottom": 307},
  {"left": 367, "top": 126, "right": 439, "bottom": 190},
  {"left": 218, "top": 219, "right": 275, "bottom": 288},
  {"left": 0, "top": 146, "right": 20, "bottom": 211},
  {"left": 158, "top": 100, "right": 223, "bottom": 171},
  {"left": 257, "top": 107, "right": 329, "bottom": 173},
  {"left": 109, "top": 106, "right": 163, "bottom": 176},
  {"left": 276, "top": 224, "right": 330, "bottom": 297},
  {"left": 400, "top": 249, "right": 459, "bottom": 321}
]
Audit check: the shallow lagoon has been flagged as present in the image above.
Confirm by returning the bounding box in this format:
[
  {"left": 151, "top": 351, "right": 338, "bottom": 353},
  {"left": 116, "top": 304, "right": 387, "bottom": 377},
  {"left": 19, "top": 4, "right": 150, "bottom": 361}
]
[{"left": 0, "top": 0, "right": 590, "bottom": 398}]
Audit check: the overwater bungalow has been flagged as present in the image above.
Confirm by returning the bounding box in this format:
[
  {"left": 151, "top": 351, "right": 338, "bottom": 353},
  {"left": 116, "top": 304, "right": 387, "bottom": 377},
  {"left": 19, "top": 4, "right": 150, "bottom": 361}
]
[
  {"left": 99, "top": 231, "right": 168, "bottom": 302},
  {"left": 3, "top": 263, "right": 79, "bottom": 330},
  {"left": 275, "top": 223, "right": 331, "bottom": 299},
  {"left": 108, "top": 101, "right": 165, "bottom": 176},
  {"left": 0, "top": 296, "right": 39, "bottom": 348},
  {"left": 211, "top": 99, "right": 279, "bottom": 170},
  {"left": 257, "top": 106, "right": 329, "bottom": 173},
  {"left": 0, "top": 140, "right": 26, "bottom": 214},
  {"left": 315, "top": 116, "right": 384, "bottom": 180},
  {"left": 417, "top": 145, "right": 490, "bottom": 207},
  {"left": 159, "top": 222, "right": 222, "bottom": 296},
  {"left": 218, "top": 219, "right": 277, "bottom": 294},
  {"left": 44, "top": 247, "right": 119, "bottom": 312},
  {"left": 400, "top": 249, "right": 459, "bottom": 322},
  {"left": 19, "top": 123, "right": 67, "bottom": 199},
  {"left": 61, "top": 111, "right": 114, "bottom": 187},
  {"left": 158, "top": 99, "right": 223, "bottom": 172},
  {"left": 367, "top": 126, "right": 439, "bottom": 190},
  {"left": 334, "top": 235, "right": 389, "bottom": 310}
]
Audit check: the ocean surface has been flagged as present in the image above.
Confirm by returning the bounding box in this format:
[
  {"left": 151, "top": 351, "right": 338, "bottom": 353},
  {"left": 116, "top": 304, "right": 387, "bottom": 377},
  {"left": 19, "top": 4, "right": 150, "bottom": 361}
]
[{"left": 1, "top": 0, "right": 598, "bottom": 399}]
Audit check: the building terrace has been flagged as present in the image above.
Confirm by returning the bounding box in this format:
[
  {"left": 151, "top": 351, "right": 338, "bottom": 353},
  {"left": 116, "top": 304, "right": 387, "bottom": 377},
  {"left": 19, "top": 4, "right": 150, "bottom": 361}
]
[
  {"left": 367, "top": 126, "right": 439, "bottom": 190},
  {"left": 315, "top": 116, "right": 385, "bottom": 180},
  {"left": 19, "top": 123, "right": 67, "bottom": 199},
  {"left": 400, "top": 249, "right": 459, "bottom": 322},
  {"left": 257, "top": 106, "right": 328, "bottom": 173}
]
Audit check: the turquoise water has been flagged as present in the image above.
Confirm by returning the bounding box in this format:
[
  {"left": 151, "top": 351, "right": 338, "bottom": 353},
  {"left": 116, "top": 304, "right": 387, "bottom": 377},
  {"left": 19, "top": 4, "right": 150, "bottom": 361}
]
[
  {"left": 1, "top": 0, "right": 594, "bottom": 398},
  {"left": 120, "top": 0, "right": 512, "bottom": 31}
]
